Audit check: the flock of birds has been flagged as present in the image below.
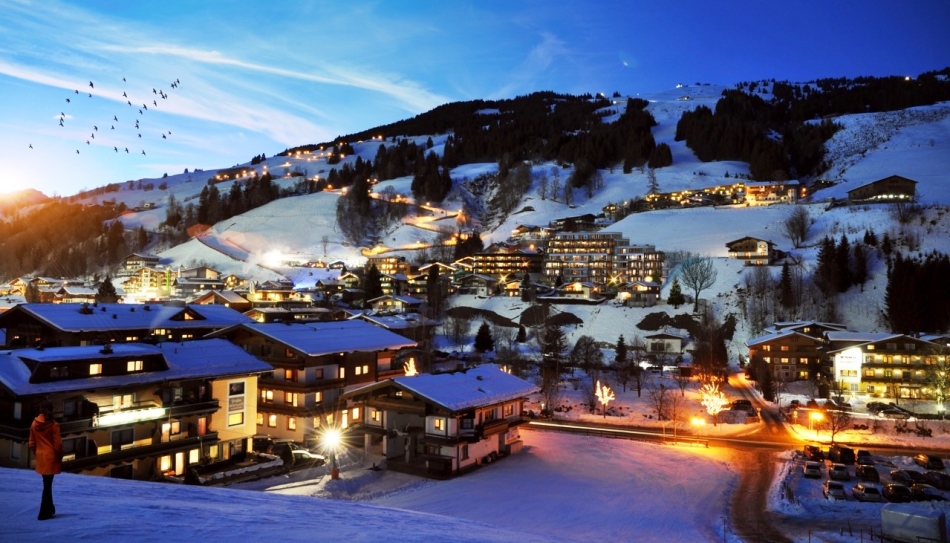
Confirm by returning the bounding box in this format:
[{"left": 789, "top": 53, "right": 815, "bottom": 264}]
[{"left": 42, "top": 76, "right": 182, "bottom": 157}]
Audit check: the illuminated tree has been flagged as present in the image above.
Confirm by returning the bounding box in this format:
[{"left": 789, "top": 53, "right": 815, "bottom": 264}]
[
  {"left": 403, "top": 357, "right": 418, "bottom": 376},
  {"left": 700, "top": 383, "right": 728, "bottom": 426},
  {"left": 595, "top": 380, "right": 615, "bottom": 419}
]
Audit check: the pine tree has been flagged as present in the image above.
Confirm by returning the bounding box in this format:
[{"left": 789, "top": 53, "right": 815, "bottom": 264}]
[
  {"left": 96, "top": 276, "right": 119, "bottom": 303},
  {"left": 836, "top": 234, "right": 852, "bottom": 292},
  {"left": 516, "top": 325, "right": 527, "bottom": 343},
  {"left": 615, "top": 335, "right": 627, "bottom": 366},
  {"left": 667, "top": 277, "right": 685, "bottom": 308},
  {"left": 362, "top": 265, "right": 383, "bottom": 308},
  {"left": 778, "top": 261, "right": 794, "bottom": 309},
  {"left": 474, "top": 322, "right": 494, "bottom": 353}
]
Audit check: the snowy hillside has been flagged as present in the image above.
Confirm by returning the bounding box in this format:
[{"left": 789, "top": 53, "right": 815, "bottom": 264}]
[{"left": 64, "top": 84, "right": 950, "bottom": 349}]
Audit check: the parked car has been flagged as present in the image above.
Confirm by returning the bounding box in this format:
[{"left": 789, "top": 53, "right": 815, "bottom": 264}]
[
  {"left": 856, "top": 449, "right": 874, "bottom": 465},
  {"left": 852, "top": 483, "right": 883, "bottom": 502},
  {"left": 731, "top": 399, "right": 753, "bottom": 409},
  {"left": 830, "top": 464, "right": 851, "bottom": 481},
  {"left": 857, "top": 465, "right": 880, "bottom": 483},
  {"left": 803, "top": 462, "right": 823, "bottom": 479},
  {"left": 866, "top": 401, "right": 888, "bottom": 414},
  {"left": 914, "top": 454, "right": 945, "bottom": 471},
  {"left": 291, "top": 448, "right": 326, "bottom": 467},
  {"left": 803, "top": 445, "right": 824, "bottom": 461},
  {"left": 923, "top": 470, "right": 950, "bottom": 490},
  {"left": 883, "top": 483, "right": 914, "bottom": 503},
  {"left": 829, "top": 445, "right": 856, "bottom": 465},
  {"left": 910, "top": 483, "right": 947, "bottom": 502},
  {"left": 823, "top": 480, "right": 847, "bottom": 500},
  {"left": 890, "top": 470, "right": 927, "bottom": 486}
]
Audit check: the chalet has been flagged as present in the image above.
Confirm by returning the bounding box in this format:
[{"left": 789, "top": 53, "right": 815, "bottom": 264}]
[
  {"left": 244, "top": 307, "right": 337, "bottom": 323},
  {"left": 207, "top": 320, "right": 417, "bottom": 445},
  {"left": 123, "top": 266, "right": 174, "bottom": 301},
  {"left": 645, "top": 333, "right": 685, "bottom": 356},
  {"left": 847, "top": 175, "right": 917, "bottom": 203},
  {"left": 174, "top": 276, "right": 225, "bottom": 299},
  {"left": 237, "top": 281, "right": 312, "bottom": 309},
  {"left": 118, "top": 253, "right": 160, "bottom": 277},
  {"left": 357, "top": 313, "right": 439, "bottom": 348},
  {"left": 191, "top": 290, "right": 253, "bottom": 313},
  {"left": 726, "top": 237, "right": 776, "bottom": 266},
  {"left": 746, "top": 328, "right": 828, "bottom": 382},
  {"left": 0, "top": 339, "right": 271, "bottom": 479},
  {"left": 556, "top": 281, "right": 602, "bottom": 300},
  {"left": 340, "top": 364, "right": 538, "bottom": 479},
  {"left": 827, "top": 332, "right": 944, "bottom": 400},
  {"left": 55, "top": 285, "right": 98, "bottom": 304},
  {"left": 457, "top": 274, "right": 497, "bottom": 297},
  {"left": 617, "top": 280, "right": 661, "bottom": 307},
  {"left": 366, "top": 255, "right": 411, "bottom": 277},
  {"left": 0, "top": 302, "right": 253, "bottom": 349},
  {"left": 743, "top": 180, "right": 800, "bottom": 206},
  {"left": 367, "top": 294, "right": 425, "bottom": 315},
  {"left": 380, "top": 273, "right": 410, "bottom": 297},
  {"left": 452, "top": 256, "right": 475, "bottom": 274}
]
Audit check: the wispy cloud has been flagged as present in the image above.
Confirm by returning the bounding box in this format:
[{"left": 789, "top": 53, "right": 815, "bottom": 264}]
[{"left": 492, "top": 32, "right": 570, "bottom": 99}]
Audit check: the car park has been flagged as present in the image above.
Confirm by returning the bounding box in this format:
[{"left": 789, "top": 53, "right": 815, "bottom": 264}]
[
  {"left": 923, "top": 470, "right": 950, "bottom": 490},
  {"left": 852, "top": 483, "right": 883, "bottom": 502},
  {"left": 829, "top": 464, "right": 851, "bottom": 481},
  {"left": 803, "top": 445, "right": 824, "bottom": 461},
  {"left": 856, "top": 465, "right": 880, "bottom": 483},
  {"left": 829, "top": 445, "right": 856, "bottom": 465},
  {"left": 883, "top": 483, "right": 914, "bottom": 503},
  {"left": 914, "top": 454, "right": 945, "bottom": 471},
  {"left": 823, "top": 480, "right": 847, "bottom": 500},
  {"left": 910, "top": 483, "right": 947, "bottom": 502},
  {"left": 803, "top": 462, "right": 822, "bottom": 479}
]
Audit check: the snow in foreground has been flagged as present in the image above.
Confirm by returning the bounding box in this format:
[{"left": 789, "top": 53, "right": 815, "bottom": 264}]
[{"left": 0, "top": 430, "right": 736, "bottom": 543}]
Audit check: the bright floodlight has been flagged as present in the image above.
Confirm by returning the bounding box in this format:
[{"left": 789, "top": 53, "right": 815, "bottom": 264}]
[{"left": 323, "top": 428, "right": 341, "bottom": 450}]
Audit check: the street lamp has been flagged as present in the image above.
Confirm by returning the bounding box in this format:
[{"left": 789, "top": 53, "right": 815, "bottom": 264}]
[
  {"left": 810, "top": 411, "right": 823, "bottom": 434},
  {"left": 323, "top": 428, "right": 342, "bottom": 480}
]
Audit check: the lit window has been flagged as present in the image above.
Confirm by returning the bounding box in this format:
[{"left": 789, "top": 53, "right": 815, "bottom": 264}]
[
  {"left": 127, "top": 360, "right": 143, "bottom": 372},
  {"left": 170, "top": 420, "right": 181, "bottom": 435},
  {"left": 288, "top": 417, "right": 297, "bottom": 431},
  {"left": 434, "top": 418, "right": 445, "bottom": 431},
  {"left": 257, "top": 413, "right": 264, "bottom": 425},
  {"left": 314, "top": 391, "right": 323, "bottom": 403},
  {"left": 355, "top": 366, "right": 362, "bottom": 376},
  {"left": 90, "top": 363, "right": 102, "bottom": 376},
  {"left": 228, "top": 412, "right": 244, "bottom": 427},
  {"left": 313, "top": 416, "right": 321, "bottom": 428},
  {"left": 362, "top": 365, "right": 369, "bottom": 375},
  {"left": 268, "top": 414, "right": 277, "bottom": 428},
  {"left": 189, "top": 449, "right": 199, "bottom": 464},
  {"left": 159, "top": 455, "right": 171, "bottom": 472},
  {"left": 285, "top": 392, "right": 298, "bottom": 407},
  {"left": 352, "top": 407, "right": 360, "bottom": 420},
  {"left": 261, "top": 389, "right": 274, "bottom": 403},
  {"left": 338, "top": 367, "right": 346, "bottom": 379}
]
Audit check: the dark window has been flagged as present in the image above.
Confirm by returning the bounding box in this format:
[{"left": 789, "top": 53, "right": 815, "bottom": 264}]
[{"left": 111, "top": 428, "right": 134, "bottom": 451}]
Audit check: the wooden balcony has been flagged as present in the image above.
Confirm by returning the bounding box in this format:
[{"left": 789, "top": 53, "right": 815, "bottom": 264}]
[{"left": 63, "top": 431, "right": 219, "bottom": 472}]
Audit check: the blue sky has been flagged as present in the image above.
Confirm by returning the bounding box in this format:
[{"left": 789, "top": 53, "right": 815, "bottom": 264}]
[{"left": 1, "top": 0, "right": 949, "bottom": 197}]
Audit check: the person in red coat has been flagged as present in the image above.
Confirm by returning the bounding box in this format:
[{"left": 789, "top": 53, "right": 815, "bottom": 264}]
[{"left": 29, "top": 399, "right": 63, "bottom": 520}]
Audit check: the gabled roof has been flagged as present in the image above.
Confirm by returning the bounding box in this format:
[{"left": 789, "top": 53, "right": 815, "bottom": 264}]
[
  {"left": 725, "top": 236, "right": 774, "bottom": 248},
  {"left": 367, "top": 294, "right": 424, "bottom": 305},
  {"left": 0, "top": 339, "right": 272, "bottom": 396},
  {"left": 209, "top": 320, "right": 416, "bottom": 356},
  {"left": 0, "top": 303, "right": 253, "bottom": 332},
  {"left": 646, "top": 333, "right": 684, "bottom": 341},
  {"left": 194, "top": 290, "right": 250, "bottom": 304},
  {"left": 345, "top": 364, "right": 538, "bottom": 413},
  {"left": 359, "top": 313, "right": 437, "bottom": 330},
  {"left": 823, "top": 332, "right": 934, "bottom": 354},
  {"left": 746, "top": 329, "right": 823, "bottom": 347}
]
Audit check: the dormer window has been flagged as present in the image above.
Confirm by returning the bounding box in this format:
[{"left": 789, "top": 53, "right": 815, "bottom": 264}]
[
  {"left": 127, "top": 360, "right": 143, "bottom": 372},
  {"left": 90, "top": 363, "right": 102, "bottom": 376}
]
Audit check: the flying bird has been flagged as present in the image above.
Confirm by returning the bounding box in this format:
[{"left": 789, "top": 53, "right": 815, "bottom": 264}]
[
  {"left": 76, "top": 150, "right": 79, "bottom": 154},
  {"left": 138, "top": 133, "right": 141, "bottom": 138},
  {"left": 60, "top": 112, "right": 65, "bottom": 117},
  {"left": 29, "top": 144, "right": 33, "bottom": 149},
  {"left": 142, "top": 104, "right": 147, "bottom": 110},
  {"left": 66, "top": 98, "right": 70, "bottom": 103},
  {"left": 127, "top": 100, "right": 132, "bottom": 106},
  {"left": 153, "top": 100, "right": 157, "bottom": 106},
  {"left": 113, "top": 115, "right": 118, "bottom": 121},
  {"left": 124, "top": 147, "right": 129, "bottom": 153},
  {"left": 123, "top": 92, "right": 127, "bottom": 98},
  {"left": 122, "top": 77, "right": 126, "bottom": 82},
  {"left": 162, "top": 134, "right": 166, "bottom": 139},
  {"left": 176, "top": 78, "right": 180, "bottom": 84},
  {"left": 90, "top": 133, "right": 95, "bottom": 139},
  {"left": 111, "top": 125, "right": 114, "bottom": 130},
  {"left": 138, "top": 109, "right": 143, "bottom": 114},
  {"left": 93, "top": 125, "right": 98, "bottom": 131},
  {"left": 74, "top": 90, "right": 79, "bottom": 94},
  {"left": 88, "top": 93, "right": 92, "bottom": 98},
  {"left": 114, "top": 146, "right": 118, "bottom": 152},
  {"left": 59, "top": 120, "right": 64, "bottom": 127},
  {"left": 152, "top": 88, "right": 156, "bottom": 94},
  {"left": 89, "top": 81, "right": 94, "bottom": 88},
  {"left": 86, "top": 140, "right": 90, "bottom": 145},
  {"left": 141, "top": 150, "right": 146, "bottom": 155}
]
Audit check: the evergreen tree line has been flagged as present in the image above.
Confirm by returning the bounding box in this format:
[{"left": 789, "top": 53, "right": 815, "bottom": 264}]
[
  {"left": 885, "top": 252, "right": 950, "bottom": 334},
  {"left": 0, "top": 201, "right": 132, "bottom": 279},
  {"left": 813, "top": 234, "right": 872, "bottom": 296}
]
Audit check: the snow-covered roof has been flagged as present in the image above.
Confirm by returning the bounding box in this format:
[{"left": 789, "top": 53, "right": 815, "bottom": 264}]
[
  {"left": 348, "top": 364, "right": 538, "bottom": 413},
  {"left": 368, "top": 294, "right": 424, "bottom": 305},
  {"left": 359, "top": 313, "right": 437, "bottom": 330},
  {"left": 0, "top": 302, "right": 253, "bottom": 332},
  {"left": 745, "top": 329, "right": 822, "bottom": 347},
  {"left": 0, "top": 339, "right": 272, "bottom": 396},
  {"left": 210, "top": 320, "right": 417, "bottom": 356},
  {"left": 825, "top": 331, "right": 903, "bottom": 344}
]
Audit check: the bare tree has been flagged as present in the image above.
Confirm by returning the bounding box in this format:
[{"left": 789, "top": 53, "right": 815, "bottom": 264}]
[
  {"left": 646, "top": 381, "right": 670, "bottom": 421},
  {"left": 563, "top": 183, "right": 574, "bottom": 206},
  {"left": 678, "top": 255, "right": 718, "bottom": 312},
  {"left": 823, "top": 406, "right": 853, "bottom": 445},
  {"left": 629, "top": 335, "right": 649, "bottom": 397},
  {"left": 672, "top": 367, "right": 691, "bottom": 397},
  {"left": 443, "top": 313, "right": 474, "bottom": 350},
  {"left": 647, "top": 168, "right": 660, "bottom": 195},
  {"left": 537, "top": 169, "right": 549, "bottom": 200},
  {"left": 783, "top": 205, "right": 810, "bottom": 248}
]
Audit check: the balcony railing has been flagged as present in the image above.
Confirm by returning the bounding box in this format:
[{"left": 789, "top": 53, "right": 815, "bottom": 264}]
[{"left": 63, "top": 431, "right": 219, "bottom": 472}]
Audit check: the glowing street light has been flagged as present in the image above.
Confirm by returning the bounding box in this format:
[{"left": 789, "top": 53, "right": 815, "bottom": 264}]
[
  {"left": 323, "top": 428, "right": 342, "bottom": 480},
  {"left": 810, "top": 411, "right": 823, "bottom": 433}
]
